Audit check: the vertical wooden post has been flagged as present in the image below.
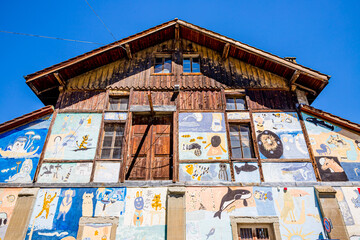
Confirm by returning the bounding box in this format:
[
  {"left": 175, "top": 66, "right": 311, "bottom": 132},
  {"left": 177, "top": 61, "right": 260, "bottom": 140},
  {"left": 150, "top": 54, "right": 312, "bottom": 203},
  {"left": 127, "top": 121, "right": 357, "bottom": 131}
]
[
  {"left": 167, "top": 187, "right": 186, "bottom": 240},
  {"left": 33, "top": 109, "right": 57, "bottom": 183},
  {"left": 246, "top": 95, "right": 264, "bottom": 182}
]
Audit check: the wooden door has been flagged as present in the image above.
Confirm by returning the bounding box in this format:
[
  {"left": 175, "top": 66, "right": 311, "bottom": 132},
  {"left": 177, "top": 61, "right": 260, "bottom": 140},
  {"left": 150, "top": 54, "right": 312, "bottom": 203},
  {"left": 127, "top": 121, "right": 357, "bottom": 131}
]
[{"left": 126, "top": 115, "right": 172, "bottom": 180}]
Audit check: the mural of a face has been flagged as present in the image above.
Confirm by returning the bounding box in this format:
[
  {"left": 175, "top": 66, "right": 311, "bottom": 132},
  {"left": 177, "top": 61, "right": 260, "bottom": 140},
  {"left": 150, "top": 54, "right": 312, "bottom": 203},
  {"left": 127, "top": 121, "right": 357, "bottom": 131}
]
[
  {"left": 12, "top": 137, "right": 27, "bottom": 152},
  {"left": 257, "top": 130, "right": 283, "bottom": 158},
  {"left": 134, "top": 192, "right": 144, "bottom": 210},
  {"left": 319, "top": 157, "right": 344, "bottom": 173}
]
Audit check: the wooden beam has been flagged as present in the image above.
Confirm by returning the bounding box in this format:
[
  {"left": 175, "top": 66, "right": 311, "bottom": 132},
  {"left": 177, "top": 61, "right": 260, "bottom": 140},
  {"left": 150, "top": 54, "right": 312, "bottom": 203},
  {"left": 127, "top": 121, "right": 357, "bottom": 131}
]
[
  {"left": 147, "top": 91, "right": 154, "bottom": 115},
  {"left": 175, "top": 23, "right": 180, "bottom": 41},
  {"left": 125, "top": 43, "right": 132, "bottom": 59},
  {"left": 289, "top": 70, "right": 300, "bottom": 84},
  {"left": 293, "top": 83, "right": 317, "bottom": 95},
  {"left": 222, "top": 43, "right": 230, "bottom": 59},
  {"left": 53, "top": 72, "right": 66, "bottom": 86},
  {"left": 37, "top": 85, "right": 59, "bottom": 95},
  {"left": 27, "top": 82, "right": 39, "bottom": 95}
]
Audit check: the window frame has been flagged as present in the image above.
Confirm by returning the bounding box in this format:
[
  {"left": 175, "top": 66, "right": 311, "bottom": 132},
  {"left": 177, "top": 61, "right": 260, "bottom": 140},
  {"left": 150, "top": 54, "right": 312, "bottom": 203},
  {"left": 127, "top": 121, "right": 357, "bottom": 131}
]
[
  {"left": 182, "top": 54, "right": 201, "bottom": 74},
  {"left": 152, "top": 54, "right": 173, "bottom": 75},
  {"left": 226, "top": 95, "right": 248, "bottom": 111},
  {"left": 228, "top": 123, "right": 256, "bottom": 161},
  {"left": 99, "top": 122, "right": 125, "bottom": 161},
  {"left": 107, "top": 96, "right": 129, "bottom": 112},
  {"left": 230, "top": 216, "right": 281, "bottom": 240}
]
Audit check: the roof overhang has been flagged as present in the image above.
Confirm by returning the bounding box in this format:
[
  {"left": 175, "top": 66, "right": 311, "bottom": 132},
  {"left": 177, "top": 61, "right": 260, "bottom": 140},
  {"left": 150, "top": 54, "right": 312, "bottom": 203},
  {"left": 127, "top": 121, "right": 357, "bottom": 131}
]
[
  {"left": 24, "top": 19, "right": 330, "bottom": 105},
  {"left": 300, "top": 104, "right": 360, "bottom": 132},
  {"left": 0, "top": 105, "right": 54, "bottom": 134}
]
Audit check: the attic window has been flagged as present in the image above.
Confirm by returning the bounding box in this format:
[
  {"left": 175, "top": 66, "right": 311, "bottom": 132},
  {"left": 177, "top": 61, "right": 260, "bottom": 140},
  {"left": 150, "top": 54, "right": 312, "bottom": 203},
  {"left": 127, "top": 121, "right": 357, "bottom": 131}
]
[
  {"left": 108, "top": 97, "right": 129, "bottom": 111},
  {"left": 154, "top": 57, "right": 172, "bottom": 73},
  {"left": 226, "top": 96, "right": 247, "bottom": 110},
  {"left": 183, "top": 56, "right": 200, "bottom": 73}
]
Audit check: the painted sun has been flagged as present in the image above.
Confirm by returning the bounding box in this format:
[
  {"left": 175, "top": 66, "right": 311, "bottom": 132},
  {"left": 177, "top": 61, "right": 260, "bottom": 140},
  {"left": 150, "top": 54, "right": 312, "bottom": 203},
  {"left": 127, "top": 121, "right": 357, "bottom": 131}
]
[{"left": 282, "top": 225, "right": 315, "bottom": 240}]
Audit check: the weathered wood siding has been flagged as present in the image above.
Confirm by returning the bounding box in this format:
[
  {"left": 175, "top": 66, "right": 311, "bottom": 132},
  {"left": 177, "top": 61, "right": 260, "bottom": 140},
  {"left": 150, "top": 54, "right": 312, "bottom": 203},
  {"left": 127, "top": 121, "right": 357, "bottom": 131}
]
[
  {"left": 58, "top": 90, "right": 107, "bottom": 110},
  {"left": 247, "top": 89, "right": 294, "bottom": 110},
  {"left": 65, "top": 39, "right": 288, "bottom": 92},
  {"left": 179, "top": 90, "right": 223, "bottom": 111},
  {"left": 131, "top": 91, "right": 176, "bottom": 106}
]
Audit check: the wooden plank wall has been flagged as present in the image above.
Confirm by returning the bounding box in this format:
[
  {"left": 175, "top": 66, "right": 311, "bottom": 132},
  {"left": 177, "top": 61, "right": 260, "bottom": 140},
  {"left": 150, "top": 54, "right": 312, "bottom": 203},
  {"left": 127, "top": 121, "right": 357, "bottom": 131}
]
[
  {"left": 132, "top": 91, "right": 176, "bottom": 106},
  {"left": 58, "top": 90, "right": 107, "bottom": 110},
  {"left": 246, "top": 89, "right": 294, "bottom": 110},
  {"left": 180, "top": 90, "right": 223, "bottom": 111},
  {"left": 65, "top": 39, "right": 288, "bottom": 92}
]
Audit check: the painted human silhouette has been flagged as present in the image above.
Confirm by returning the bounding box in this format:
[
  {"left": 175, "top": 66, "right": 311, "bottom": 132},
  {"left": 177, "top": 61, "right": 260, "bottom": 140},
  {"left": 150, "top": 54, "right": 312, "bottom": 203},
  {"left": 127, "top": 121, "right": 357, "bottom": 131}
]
[{"left": 36, "top": 192, "right": 57, "bottom": 219}]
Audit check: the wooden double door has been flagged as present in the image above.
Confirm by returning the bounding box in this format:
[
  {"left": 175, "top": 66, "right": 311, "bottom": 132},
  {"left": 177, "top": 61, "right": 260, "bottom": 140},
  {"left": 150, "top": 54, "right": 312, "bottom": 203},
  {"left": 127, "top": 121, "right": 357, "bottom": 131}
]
[{"left": 126, "top": 115, "right": 173, "bottom": 180}]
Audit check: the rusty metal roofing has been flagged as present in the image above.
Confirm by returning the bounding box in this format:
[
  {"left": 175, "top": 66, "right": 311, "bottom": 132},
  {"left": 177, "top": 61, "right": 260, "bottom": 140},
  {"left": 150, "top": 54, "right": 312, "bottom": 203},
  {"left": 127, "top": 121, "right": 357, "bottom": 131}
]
[
  {"left": 0, "top": 105, "right": 54, "bottom": 134},
  {"left": 300, "top": 104, "right": 360, "bottom": 132},
  {"left": 24, "top": 19, "right": 331, "bottom": 106}
]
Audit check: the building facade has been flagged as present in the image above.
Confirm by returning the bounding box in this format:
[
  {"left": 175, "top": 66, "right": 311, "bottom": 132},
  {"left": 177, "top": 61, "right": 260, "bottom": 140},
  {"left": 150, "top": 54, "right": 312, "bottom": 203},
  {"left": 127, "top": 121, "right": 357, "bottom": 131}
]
[{"left": 0, "top": 19, "right": 359, "bottom": 240}]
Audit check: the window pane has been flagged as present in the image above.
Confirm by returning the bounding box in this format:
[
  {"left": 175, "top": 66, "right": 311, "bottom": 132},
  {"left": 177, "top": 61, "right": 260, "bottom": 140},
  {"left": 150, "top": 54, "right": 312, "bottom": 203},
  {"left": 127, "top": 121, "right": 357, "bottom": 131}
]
[
  {"left": 229, "top": 124, "right": 239, "bottom": 133},
  {"left": 114, "top": 136, "right": 123, "bottom": 147},
  {"left": 192, "top": 58, "right": 200, "bottom": 72},
  {"left": 232, "top": 147, "right": 242, "bottom": 158},
  {"left": 163, "top": 58, "right": 172, "bottom": 73},
  {"left": 154, "top": 63, "right": 163, "bottom": 73},
  {"left": 235, "top": 97, "right": 246, "bottom": 110},
  {"left": 240, "top": 228, "right": 253, "bottom": 239},
  {"left": 105, "top": 125, "right": 114, "bottom": 135},
  {"left": 112, "top": 148, "right": 122, "bottom": 159},
  {"left": 226, "top": 98, "right": 236, "bottom": 110},
  {"left": 109, "top": 97, "right": 120, "bottom": 110},
  {"left": 103, "top": 136, "right": 113, "bottom": 147},
  {"left": 119, "top": 98, "right": 129, "bottom": 110},
  {"left": 183, "top": 58, "right": 191, "bottom": 73},
  {"left": 242, "top": 147, "right": 253, "bottom": 158},
  {"left": 230, "top": 135, "right": 241, "bottom": 147},
  {"left": 101, "top": 148, "right": 111, "bottom": 159}
]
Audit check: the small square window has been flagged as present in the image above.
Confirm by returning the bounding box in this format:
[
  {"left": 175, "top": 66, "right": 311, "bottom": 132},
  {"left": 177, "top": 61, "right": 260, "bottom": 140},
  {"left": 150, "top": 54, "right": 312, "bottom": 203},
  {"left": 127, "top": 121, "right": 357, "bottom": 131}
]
[
  {"left": 229, "top": 124, "right": 254, "bottom": 159},
  {"left": 100, "top": 123, "right": 125, "bottom": 159},
  {"left": 108, "top": 97, "right": 128, "bottom": 111},
  {"left": 154, "top": 57, "right": 172, "bottom": 73},
  {"left": 226, "top": 96, "right": 246, "bottom": 110},
  {"left": 183, "top": 56, "right": 200, "bottom": 73}
]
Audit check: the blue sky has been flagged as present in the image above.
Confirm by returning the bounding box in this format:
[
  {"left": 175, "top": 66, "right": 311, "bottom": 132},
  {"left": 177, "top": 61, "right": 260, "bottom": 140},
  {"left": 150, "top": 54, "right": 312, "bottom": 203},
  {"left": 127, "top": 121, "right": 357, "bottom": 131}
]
[{"left": 0, "top": 1, "right": 359, "bottom": 124}]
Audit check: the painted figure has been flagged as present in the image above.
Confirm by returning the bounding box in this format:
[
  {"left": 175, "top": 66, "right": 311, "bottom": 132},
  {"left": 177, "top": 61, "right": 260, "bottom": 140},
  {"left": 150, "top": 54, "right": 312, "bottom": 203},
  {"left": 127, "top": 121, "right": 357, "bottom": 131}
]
[
  {"left": 151, "top": 194, "right": 164, "bottom": 211},
  {"left": 133, "top": 191, "right": 144, "bottom": 226},
  {"left": 182, "top": 142, "right": 202, "bottom": 157},
  {"left": 218, "top": 163, "right": 228, "bottom": 181},
  {"left": 214, "top": 187, "right": 251, "bottom": 219},
  {"left": 205, "top": 135, "right": 226, "bottom": 156},
  {"left": 319, "top": 157, "right": 344, "bottom": 173},
  {"left": 211, "top": 113, "right": 223, "bottom": 132},
  {"left": 327, "top": 135, "right": 351, "bottom": 160},
  {"left": 76, "top": 135, "right": 89, "bottom": 150},
  {"left": 257, "top": 130, "right": 283, "bottom": 158},
  {"left": 316, "top": 144, "right": 331, "bottom": 156},
  {"left": 5, "top": 159, "right": 33, "bottom": 183},
  {"left": 0, "top": 132, "right": 40, "bottom": 158},
  {"left": 254, "top": 190, "right": 273, "bottom": 201},
  {"left": 57, "top": 189, "right": 75, "bottom": 221},
  {"left": 185, "top": 164, "right": 210, "bottom": 181},
  {"left": 82, "top": 192, "right": 94, "bottom": 217},
  {"left": 35, "top": 192, "right": 57, "bottom": 219},
  {"left": 234, "top": 162, "right": 258, "bottom": 175}
]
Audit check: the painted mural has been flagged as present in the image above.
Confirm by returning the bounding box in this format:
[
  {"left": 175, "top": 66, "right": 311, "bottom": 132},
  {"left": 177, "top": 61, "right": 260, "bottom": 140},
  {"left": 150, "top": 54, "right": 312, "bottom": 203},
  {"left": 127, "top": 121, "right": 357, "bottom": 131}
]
[
  {"left": 104, "top": 112, "right": 128, "bottom": 121},
  {"left": 44, "top": 113, "right": 102, "bottom": 160},
  {"left": 186, "top": 186, "right": 325, "bottom": 240},
  {"left": 0, "top": 115, "right": 52, "bottom": 183},
  {"left": 179, "top": 113, "right": 229, "bottom": 160},
  {"left": 233, "top": 162, "right": 260, "bottom": 183},
  {"left": 302, "top": 112, "right": 360, "bottom": 181},
  {"left": 25, "top": 187, "right": 166, "bottom": 240},
  {"left": 179, "top": 163, "right": 231, "bottom": 182},
  {"left": 336, "top": 187, "right": 360, "bottom": 239},
  {"left": 262, "top": 162, "right": 317, "bottom": 182},
  {"left": 93, "top": 162, "right": 120, "bottom": 183},
  {"left": 37, "top": 163, "right": 92, "bottom": 183},
  {"left": 253, "top": 112, "right": 309, "bottom": 159},
  {"left": 226, "top": 112, "right": 250, "bottom": 120},
  {"left": 0, "top": 188, "right": 21, "bottom": 239}
]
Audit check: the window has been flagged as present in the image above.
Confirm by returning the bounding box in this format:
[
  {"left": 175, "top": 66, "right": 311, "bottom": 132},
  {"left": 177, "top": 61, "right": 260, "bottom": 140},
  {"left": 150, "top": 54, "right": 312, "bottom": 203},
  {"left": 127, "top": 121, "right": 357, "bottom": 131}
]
[
  {"left": 100, "top": 124, "right": 125, "bottom": 159},
  {"left": 226, "top": 96, "right": 246, "bottom": 110},
  {"left": 229, "top": 124, "right": 254, "bottom": 159},
  {"left": 230, "top": 216, "right": 281, "bottom": 240},
  {"left": 238, "top": 226, "right": 270, "bottom": 240},
  {"left": 108, "top": 97, "right": 129, "bottom": 111},
  {"left": 154, "top": 57, "right": 172, "bottom": 73},
  {"left": 183, "top": 56, "right": 200, "bottom": 73}
]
